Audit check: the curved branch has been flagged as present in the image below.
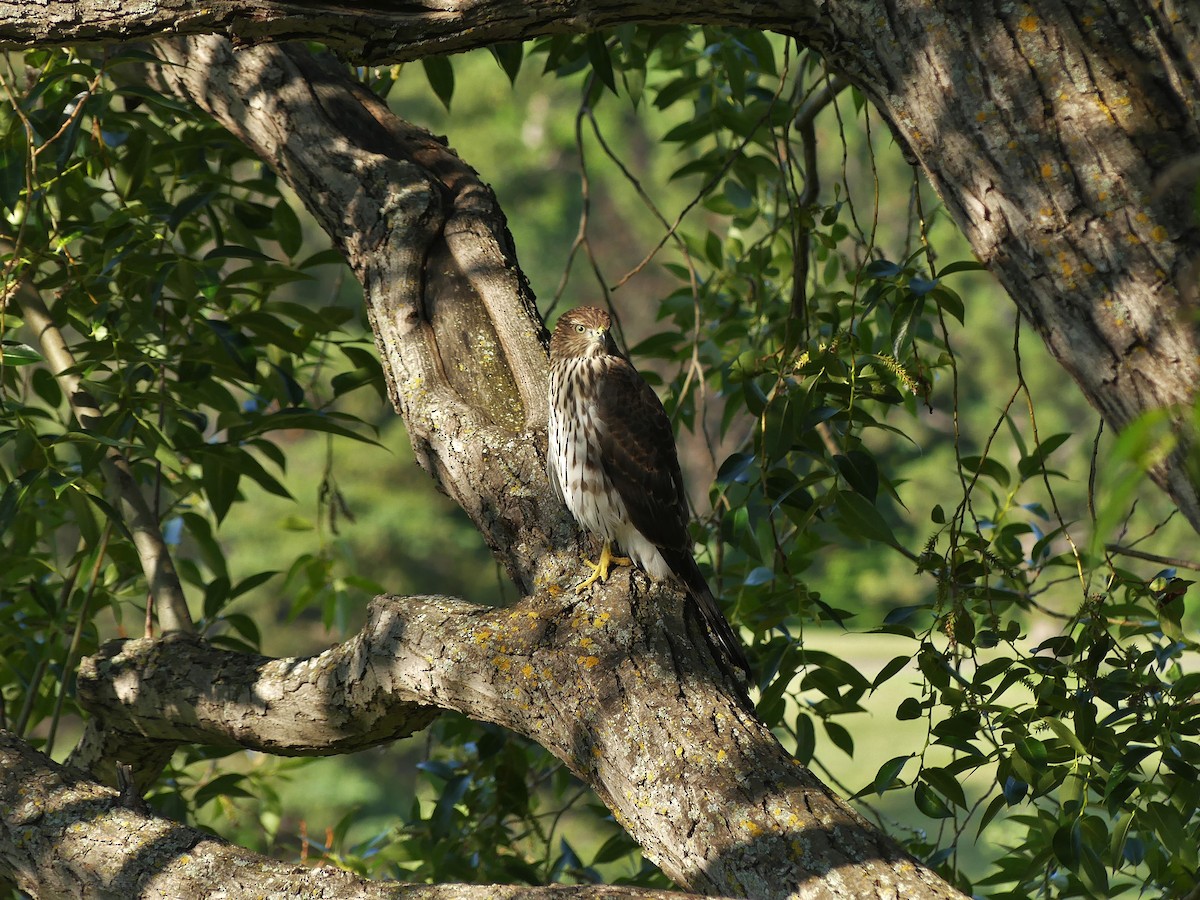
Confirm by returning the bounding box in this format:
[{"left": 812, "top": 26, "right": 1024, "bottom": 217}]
[
  {"left": 0, "top": 730, "right": 704, "bottom": 900},
  {"left": 1, "top": 1, "right": 820, "bottom": 63},
  {"left": 74, "top": 584, "right": 965, "bottom": 900},
  {"left": 124, "top": 35, "right": 566, "bottom": 596}
]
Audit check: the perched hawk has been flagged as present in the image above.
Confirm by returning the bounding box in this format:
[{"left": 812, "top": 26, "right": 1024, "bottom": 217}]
[{"left": 547, "top": 306, "right": 751, "bottom": 680}]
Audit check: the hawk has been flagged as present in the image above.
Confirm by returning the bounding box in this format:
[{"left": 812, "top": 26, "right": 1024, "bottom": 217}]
[{"left": 547, "top": 306, "right": 751, "bottom": 680}]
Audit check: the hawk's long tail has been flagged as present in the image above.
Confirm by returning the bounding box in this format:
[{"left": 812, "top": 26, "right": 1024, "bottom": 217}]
[{"left": 667, "top": 553, "right": 753, "bottom": 684}]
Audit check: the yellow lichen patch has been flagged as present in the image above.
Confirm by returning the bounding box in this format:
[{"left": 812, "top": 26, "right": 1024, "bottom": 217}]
[
  {"left": 1082, "top": 261, "right": 1096, "bottom": 274},
  {"left": 493, "top": 656, "right": 511, "bottom": 671},
  {"left": 1019, "top": 15, "right": 1039, "bottom": 32},
  {"left": 592, "top": 746, "right": 603, "bottom": 758},
  {"left": 546, "top": 583, "right": 563, "bottom": 597},
  {"left": 1039, "top": 206, "right": 1054, "bottom": 218},
  {"left": 577, "top": 655, "right": 600, "bottom": 668},
  {"left": 521, "top": 663, "right": 535, "bottom": 679},
  {"left": 716, "top": 749, "right": 727, "bottom": 762},
  {"left": 592, "top": 612, "right": 611, "bottom": 628},
  {"left": 975, "top": 110, "right": 989, "bottom": 122},
  {"left": 1151, "top": 225, "right": 1168, "bottom": 242},
  {"left": 474, "top": 629, "right": 492, "bottom": 643},
  {"left": 579, "top": 637, "right": 594, "bottom": 649},
  {"left": 1127, "top": 233, "right": 1142, "bottom": 245},
  {"left": 740, "top": 820, "right": 763, "bottom": 837},
  {"left": 1040, "top": 163, "right": 1054, "bottom": 179}
]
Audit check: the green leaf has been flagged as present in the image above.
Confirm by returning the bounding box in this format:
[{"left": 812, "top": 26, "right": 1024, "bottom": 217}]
[
  {"left": 716, "top": 452, "right": 756, "bottom": 484},
  {"left": 936, "top": 259, "right": 986, "bottom": 276},
  {"left": 961, "top": 454, "right": 1010, "bottom": 488},
  {"left": 201, "top": 453, "right": 241, "bottom": 524},
  {"left": 1043, "top": 716, "right": 1088, "bottom": 755},
  {"left": 874, "top": 755, "right": 911, "bottom": 794},
  {"left": 1017, "top": 432, "right": 1072, "bottom": 481},
  {"left": 896, "top": 697, "right": 923, "bottom": 720},
  {"left": 834, "top": 491, "right": 898, "bottom": 546},
  {"left": 824, "top": 720, "right": 854, "bottom": 756},
  {"left": 272, "top": 200, "right": 303, "bottom": 258},
  {"left": 914, "top": 782, "right": 953, "bottom": 818},
  {"left": 921, "top": 766, "right": 967, "bottom": 809},
  {"left": 591, "top": 831, "right": 637, "bottom": 865},
  {"left": 834, "top": 450, "right": 878, "bottom": 501},
  {"left": 489, "top": 43, "right": 524, "bottom": 84},
  {"left": 203, "top": 244, "right": 273, "bottom": 262},
  {"left": 585, "top": 33, "right": 617, "bottom": 94},
  {"left": 0, "top": 341, "right": 42, "bottom": 366},
  {"left": 863, "top": 258, "right": 902, "bottom": 278},
  {"left": 422, "top": 56, "right": 455, "bottom": 110},
  {"left": 194, "top": 773, "right": 254, "bottom": 808},
  {"left": 794, "top": 712, "right": 815, "bottom": 764}
]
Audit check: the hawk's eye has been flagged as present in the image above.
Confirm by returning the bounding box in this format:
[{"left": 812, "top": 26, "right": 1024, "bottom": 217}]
[{"left": 574, "top": 324, "right": 585, "bottom": 333}]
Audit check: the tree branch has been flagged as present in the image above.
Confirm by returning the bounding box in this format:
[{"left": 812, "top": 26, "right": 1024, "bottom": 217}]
[
  {"left": 73, "top": 584, "right": 966, "bottom": 899},
  {"left": 0, "top": 729, "right": 705, "bottom": 900},
  {"left": 121, "top": 35, "right": 568, "bottom": 596},
  {"left": 0, "top": 1, "right": 819, "bottom": 63}
]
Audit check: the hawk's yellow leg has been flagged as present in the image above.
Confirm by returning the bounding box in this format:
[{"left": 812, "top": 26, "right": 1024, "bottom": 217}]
[{"left": 575, "top": 540, "right": 633, "bottom": 593}]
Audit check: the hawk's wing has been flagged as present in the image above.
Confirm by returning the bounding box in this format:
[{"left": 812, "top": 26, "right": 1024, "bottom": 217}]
[
  {"left": 593, "top": 359, "right": 692, "bottom": 556},
  {"left": 595, "top": 359, "right": 753, "bottom": 683}
]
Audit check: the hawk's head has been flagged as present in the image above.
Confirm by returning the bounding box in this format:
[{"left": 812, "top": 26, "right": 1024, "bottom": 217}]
[{"left": 550, "top": 306, "right": 620, "bottom": 361}]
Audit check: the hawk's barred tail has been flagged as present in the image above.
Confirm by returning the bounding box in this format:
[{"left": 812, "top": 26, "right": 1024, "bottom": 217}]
[{"left": 669, "top": 552, "right": 753, "bottom": 684}]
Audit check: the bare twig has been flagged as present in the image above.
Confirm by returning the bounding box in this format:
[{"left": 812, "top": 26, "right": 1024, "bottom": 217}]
[{"left": 1104, "top": 544, "right": 1200, "bottom": 572}]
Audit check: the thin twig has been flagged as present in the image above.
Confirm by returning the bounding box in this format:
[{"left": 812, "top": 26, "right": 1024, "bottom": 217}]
[{"left": 1104, "top": 544, "right": 1200, "bottom": 572}]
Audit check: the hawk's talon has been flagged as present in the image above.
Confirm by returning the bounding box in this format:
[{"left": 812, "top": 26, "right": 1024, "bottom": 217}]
[{"left": 574, "top": 541, "right": 632, "bottom": 593}]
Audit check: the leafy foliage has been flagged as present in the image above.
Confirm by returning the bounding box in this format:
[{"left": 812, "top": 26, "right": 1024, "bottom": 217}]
[{"left": 1, "top": 26, "right": 1198, "bottom": 900}]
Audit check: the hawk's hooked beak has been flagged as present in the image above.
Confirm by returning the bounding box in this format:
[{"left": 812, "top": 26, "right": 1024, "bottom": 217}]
[{"left": 581, "top": 324, "right": 615, "bottom": 355}]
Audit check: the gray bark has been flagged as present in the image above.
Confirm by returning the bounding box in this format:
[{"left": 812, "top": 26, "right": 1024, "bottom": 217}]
[{"left": 0, "top": 730, "right": 701, "bottom": 900}]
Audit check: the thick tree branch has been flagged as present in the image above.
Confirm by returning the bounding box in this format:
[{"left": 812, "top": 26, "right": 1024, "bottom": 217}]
[
  {"left": 123, "top": 35, "right": 568, "bottom": 597},
  {"left": 0, "top": 1, "right": 818, "bottom": 63},
  {"left": 73, "top": 584, "right": 966, "bottom": 900},
  {"left": 0, "top": 730, "right": 702, "bottom": 900}
]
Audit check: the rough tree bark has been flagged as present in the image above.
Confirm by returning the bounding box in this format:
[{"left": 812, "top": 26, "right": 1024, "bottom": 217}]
[
  {"left": 1, "top": 1, "right": 1195, "bottom": 898},
  {"left": 0, "top": 731, "right": 702, "bottom": 900}
]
